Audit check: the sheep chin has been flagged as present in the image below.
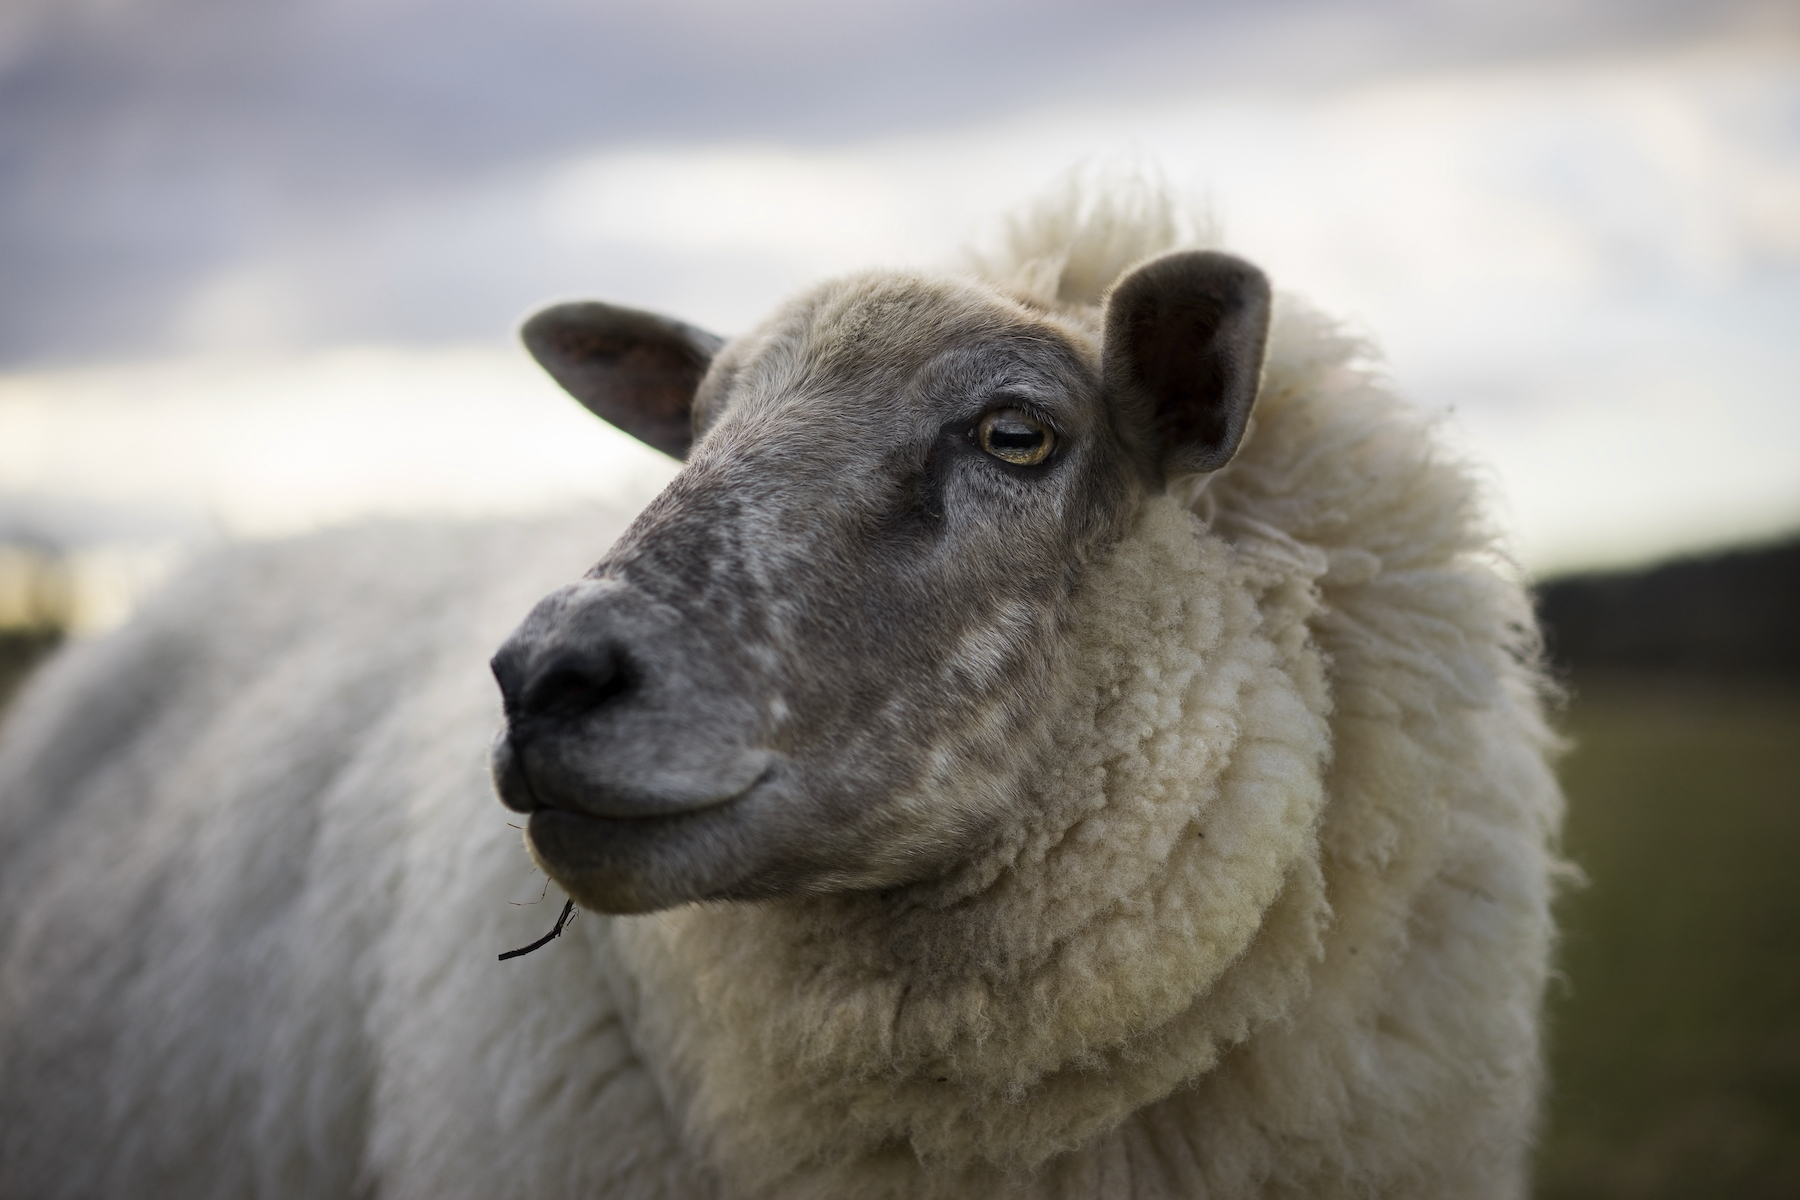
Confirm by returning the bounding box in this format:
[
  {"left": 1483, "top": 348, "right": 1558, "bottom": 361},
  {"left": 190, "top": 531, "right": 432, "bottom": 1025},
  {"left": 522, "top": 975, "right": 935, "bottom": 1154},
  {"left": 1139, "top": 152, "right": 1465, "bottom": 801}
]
[{"left": 521, "top": 768, "right": 922, "bottom": 913}]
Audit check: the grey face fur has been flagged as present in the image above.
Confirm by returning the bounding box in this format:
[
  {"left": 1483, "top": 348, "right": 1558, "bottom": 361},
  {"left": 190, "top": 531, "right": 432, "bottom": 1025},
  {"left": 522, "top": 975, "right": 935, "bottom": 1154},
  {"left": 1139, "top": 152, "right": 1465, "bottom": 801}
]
[{"left": 491, "top": 252, "right": 1271, "bottom": 913}]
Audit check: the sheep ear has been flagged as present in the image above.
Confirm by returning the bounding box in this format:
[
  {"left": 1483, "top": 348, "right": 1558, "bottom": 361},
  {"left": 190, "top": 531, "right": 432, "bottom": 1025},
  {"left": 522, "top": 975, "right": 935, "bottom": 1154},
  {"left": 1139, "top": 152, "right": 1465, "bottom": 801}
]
[
  {"left": 1102, "top": 251, "right": 1272, "bottom": 478},
  {"left": 522, "top": 302, "right": 725, "bottom": 461}
]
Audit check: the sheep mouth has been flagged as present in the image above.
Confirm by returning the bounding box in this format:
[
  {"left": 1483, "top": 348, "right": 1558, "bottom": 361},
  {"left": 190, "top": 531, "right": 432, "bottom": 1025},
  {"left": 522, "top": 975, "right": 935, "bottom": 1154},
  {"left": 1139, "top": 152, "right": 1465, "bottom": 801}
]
[
  {"left": 522, "top": 784, "right": 773, "bottom": 914},
  {"left": 492, "top": 729, "right": 773, "bottom": 818}
]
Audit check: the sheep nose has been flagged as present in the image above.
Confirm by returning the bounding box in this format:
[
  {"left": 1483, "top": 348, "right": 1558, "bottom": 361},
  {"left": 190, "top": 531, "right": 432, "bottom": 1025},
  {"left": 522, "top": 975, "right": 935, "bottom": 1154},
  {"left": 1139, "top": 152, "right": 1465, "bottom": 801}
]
[{"left": 491, "top": 641, "right": 634, "bottom": 728}]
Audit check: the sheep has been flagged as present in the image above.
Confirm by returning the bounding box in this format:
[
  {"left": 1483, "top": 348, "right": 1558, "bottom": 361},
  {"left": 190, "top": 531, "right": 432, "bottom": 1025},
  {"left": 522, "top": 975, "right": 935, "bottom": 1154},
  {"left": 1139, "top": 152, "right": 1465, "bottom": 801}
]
[{"left": 0, "top": 181, "right": 1565, "bottom": 1200}]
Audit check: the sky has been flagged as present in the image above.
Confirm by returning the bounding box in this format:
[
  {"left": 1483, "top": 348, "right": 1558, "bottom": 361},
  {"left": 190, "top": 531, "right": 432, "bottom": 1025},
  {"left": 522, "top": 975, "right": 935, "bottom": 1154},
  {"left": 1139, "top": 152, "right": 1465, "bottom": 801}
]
[{"left": 1, "top": 0, "right": 1797, "bottom": 624}]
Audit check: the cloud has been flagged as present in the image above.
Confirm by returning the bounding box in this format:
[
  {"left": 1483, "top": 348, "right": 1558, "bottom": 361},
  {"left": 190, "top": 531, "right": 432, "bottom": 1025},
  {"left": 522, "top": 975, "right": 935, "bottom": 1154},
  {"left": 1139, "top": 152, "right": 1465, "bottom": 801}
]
[
  {"left": 2, "top": 0, "right": 1788, "bottom": 364},
  {"left": 2, "top": 7, "right": 1797, "bottom": 577},
  {"left": 0, "top": 343, "right": 679, "bottom": 536}
]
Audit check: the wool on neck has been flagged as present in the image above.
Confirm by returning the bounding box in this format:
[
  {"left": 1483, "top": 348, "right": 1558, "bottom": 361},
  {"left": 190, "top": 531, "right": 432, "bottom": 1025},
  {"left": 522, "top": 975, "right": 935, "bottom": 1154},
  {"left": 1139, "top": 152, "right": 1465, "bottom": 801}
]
[{"left": 609, "top": 484, "right": 1336, "bottom": 1193}]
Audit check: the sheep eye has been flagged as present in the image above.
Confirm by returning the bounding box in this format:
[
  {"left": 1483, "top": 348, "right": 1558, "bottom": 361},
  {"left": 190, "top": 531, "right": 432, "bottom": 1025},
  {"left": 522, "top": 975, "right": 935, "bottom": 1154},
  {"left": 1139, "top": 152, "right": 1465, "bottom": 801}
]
[{"left": 977, "top": 408, "right": 1055, "bottom": 466}]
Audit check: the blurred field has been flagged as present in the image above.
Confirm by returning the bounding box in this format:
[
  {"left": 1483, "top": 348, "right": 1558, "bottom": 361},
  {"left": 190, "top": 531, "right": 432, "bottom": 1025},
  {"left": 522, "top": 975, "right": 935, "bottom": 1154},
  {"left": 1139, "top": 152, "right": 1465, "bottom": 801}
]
[
  {"left": 1, "top": 600, "right": 1796, "bottom": 1197},
  {"left": 1538, "top": 673, "right": 1800, "bottom": 1199}
]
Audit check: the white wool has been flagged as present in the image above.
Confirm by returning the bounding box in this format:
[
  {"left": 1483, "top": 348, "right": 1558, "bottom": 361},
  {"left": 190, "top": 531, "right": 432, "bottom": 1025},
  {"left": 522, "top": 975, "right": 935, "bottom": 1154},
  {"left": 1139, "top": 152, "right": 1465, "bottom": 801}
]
[
  {"left": 966, "top": 166, "right": 1215, "bottom": 311},
  {"left": 0, "top": 186, "right": 1564, "bottom": 1199}
]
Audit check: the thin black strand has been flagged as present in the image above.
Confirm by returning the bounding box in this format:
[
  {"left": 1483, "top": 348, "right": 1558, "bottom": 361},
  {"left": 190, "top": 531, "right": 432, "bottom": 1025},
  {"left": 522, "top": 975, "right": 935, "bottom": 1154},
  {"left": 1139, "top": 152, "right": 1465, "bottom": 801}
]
[{"left": 498, "top": 898, "right": 576, "bottom": 961}]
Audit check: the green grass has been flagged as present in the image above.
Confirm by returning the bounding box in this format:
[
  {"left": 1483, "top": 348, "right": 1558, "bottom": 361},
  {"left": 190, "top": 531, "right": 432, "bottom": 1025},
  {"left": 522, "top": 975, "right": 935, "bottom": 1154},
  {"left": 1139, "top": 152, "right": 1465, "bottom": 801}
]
[{"left": 1537, "top": 674, "right": 1800, "bottom": 1199}]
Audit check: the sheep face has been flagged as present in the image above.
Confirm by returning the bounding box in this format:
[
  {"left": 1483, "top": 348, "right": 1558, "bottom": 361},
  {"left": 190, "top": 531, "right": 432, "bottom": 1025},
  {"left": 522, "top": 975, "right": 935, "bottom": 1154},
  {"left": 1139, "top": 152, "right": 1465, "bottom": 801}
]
[{"left": 491, "top": 252, "right": 1270, "bottom": 913}]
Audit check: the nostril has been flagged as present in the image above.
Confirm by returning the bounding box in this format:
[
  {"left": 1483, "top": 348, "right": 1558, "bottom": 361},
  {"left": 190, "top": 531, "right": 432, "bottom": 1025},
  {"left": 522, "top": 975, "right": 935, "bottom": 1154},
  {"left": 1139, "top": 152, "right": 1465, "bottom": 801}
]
[{"left": 522, "top": 648, "right": 634, "bottom": 722}]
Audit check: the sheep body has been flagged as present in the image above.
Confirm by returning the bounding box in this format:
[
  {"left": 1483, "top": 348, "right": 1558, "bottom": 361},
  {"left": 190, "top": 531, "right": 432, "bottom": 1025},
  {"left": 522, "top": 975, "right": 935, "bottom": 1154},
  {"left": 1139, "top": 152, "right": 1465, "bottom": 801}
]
[{"left": 0, "top": 192, "right": 1564, "bottom": 1199}]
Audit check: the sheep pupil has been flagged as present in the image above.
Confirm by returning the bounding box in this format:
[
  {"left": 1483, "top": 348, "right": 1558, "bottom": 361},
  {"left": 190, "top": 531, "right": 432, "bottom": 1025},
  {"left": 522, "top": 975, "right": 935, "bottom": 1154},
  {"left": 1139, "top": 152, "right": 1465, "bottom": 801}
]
[{"left": 981, "top": 412, "right": 1050, "bottom": 464}]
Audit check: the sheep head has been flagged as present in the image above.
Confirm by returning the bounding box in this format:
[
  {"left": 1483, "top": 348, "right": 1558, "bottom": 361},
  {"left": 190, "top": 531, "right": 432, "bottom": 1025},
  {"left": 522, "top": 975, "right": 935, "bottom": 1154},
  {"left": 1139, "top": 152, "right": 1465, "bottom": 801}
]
[{"left": 490, "top": 251, "right": 1270, "bottom": 913}]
